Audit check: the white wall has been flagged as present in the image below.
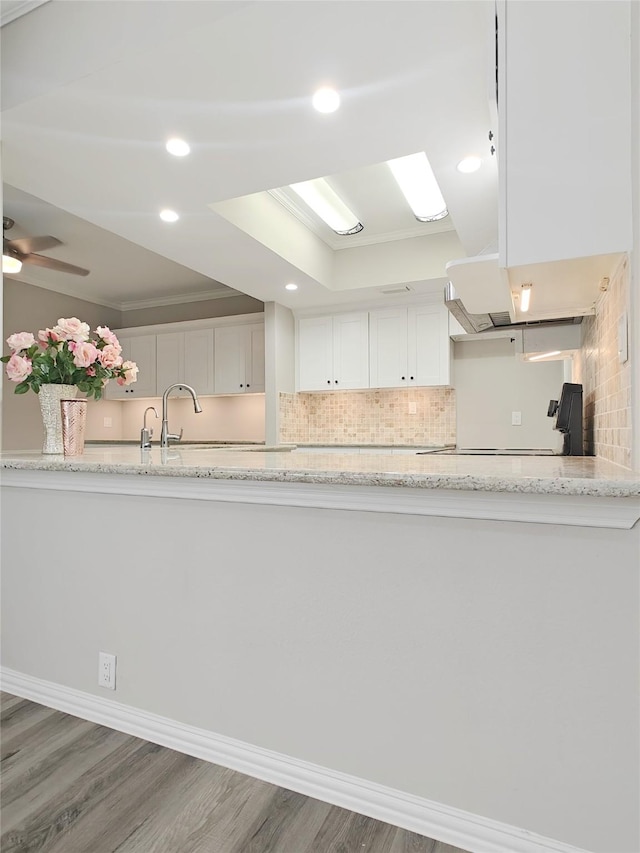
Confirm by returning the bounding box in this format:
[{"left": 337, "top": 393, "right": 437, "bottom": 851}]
[
  {"left": 2, "top": 485, "right": 638, "bottom": 853},
  {"left": 453, "top": 338, "right": 565, "bottom": 450}
]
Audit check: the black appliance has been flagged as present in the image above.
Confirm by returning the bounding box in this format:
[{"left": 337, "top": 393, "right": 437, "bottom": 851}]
[{"left": 547, "top": 382, "right": 583, "bottom": 456}]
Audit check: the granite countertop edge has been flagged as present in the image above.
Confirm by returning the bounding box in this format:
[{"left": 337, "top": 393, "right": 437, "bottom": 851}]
[{"left": 2, "top": 457, "right": 639, "bottom": 498}]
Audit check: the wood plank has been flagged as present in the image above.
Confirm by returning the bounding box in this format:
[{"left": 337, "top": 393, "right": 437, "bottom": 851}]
[{"left": 1, "top": 697, "right": 471, "bottom": 853}]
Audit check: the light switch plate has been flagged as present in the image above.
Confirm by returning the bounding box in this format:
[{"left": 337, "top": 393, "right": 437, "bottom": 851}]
[{"left": 512, "top": 411, "right": 522, "bottom": 426}]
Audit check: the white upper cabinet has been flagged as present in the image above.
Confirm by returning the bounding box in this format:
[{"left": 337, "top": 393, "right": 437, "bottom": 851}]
[
  {"left": 214, "top": 322, "right": 265, "bottom": 394},
  {"left": 156, "top": 329, "right": 215, "bottom": 397},
  {"left": 498, "top": 0, "right": 632, "bottom": 267},
  {"left": 104, "top": 334, "right": 157, "bottom": 399},
  {"left": 369, "top": 303, "right": 450, "bottom": 389},
  {"left": 297, "top": 312, "right": 369, "bottom": 391}
]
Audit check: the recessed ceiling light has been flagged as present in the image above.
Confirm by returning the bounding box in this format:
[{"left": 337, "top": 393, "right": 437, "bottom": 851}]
[
  {"left": 457, "top": 156, "right": 482, "bottom": 173},
  {"left": 387, "top": 152, "right": 448, "bottom": 222},
  {"left": 159, "top": 209, "right": 179, "bottom": 223},
  {"left": 166, "top": 138, "right": 191, "bottom": 157},
  {"left": 312, "top": 87, "right": 340, "bottom": 114},
  {"left": 285, "top": 283, "right": 298, "bottom": 291}
]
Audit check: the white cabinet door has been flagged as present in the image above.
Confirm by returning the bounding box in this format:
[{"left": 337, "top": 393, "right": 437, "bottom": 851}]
[
  {"left": 332, "top": 313, "right": 369, "bottom": 390},
  {"left": 156, "top": 329, "right": 214, "bottom": 396},
  {"left": 156, "top": 333, "right": 184, "bottom": 394},
  {"left": 246, "top": 324, "right": 265, "bottom": 393},
  {"left": 184, "top": 329, "right": 215, "bottom": 395},
  {"left": 409, "top": 304, "right": 449, "bottom": 387},
  {"left": 499, "top": 0, "right": 632, "bottom": 267},
  {"left": 369, "top": 308, "right": 408, "bottom": 388},
  {"left": 298, "top": 316, "right": 334, "bottom": 391},
  {"left": 105, "top": 334, "right": 156, "bottom": 399},
  {"left": 214, "top": 323, "right": 265, "bottom": 394},
  {"left": 298, "top": 314, "right": 368, "bottom": 391},
  {"left": 369, "top": 304, "right": 450, "bottom": 389}
]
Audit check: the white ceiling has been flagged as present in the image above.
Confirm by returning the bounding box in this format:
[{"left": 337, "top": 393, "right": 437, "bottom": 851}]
[{"left": 1, "top": 0, "right": 498, "bottom": 312}]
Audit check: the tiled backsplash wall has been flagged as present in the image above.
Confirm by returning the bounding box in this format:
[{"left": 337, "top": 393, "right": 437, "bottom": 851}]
[
  {"left": 279, "top": 387, "right": 456, "bottom": 446},
  {"left": 574, "top": 256, "right": 631, "bottom": 468}
]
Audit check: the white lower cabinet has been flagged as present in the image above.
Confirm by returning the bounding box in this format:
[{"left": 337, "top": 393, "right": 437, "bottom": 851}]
[
  {"left": 369, "top": 303, "right": 450, "bottom": 388},
  {"left": 297, "top": 312, "right": 369, "bottom": 391},
  {"left": 156, "top": 329, "right": 214, "bottom": 396},
  {"left": 104, "top": 334, "right": 157, "bottom": 399},
  {"left": 214, "top": 323, "right": 265, "bottom": 394}
]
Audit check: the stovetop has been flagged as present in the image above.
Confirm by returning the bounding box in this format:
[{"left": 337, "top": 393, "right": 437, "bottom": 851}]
[{"left": 416, "top": 448, "right": 558, "bottom": 456}]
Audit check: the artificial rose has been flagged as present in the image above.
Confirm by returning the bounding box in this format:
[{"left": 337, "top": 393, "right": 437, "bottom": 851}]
[
  {"left": 72, "top": 341, "right": 99, "bottom": 368},
  {"left": 96, "top": 326, "right": 121, "bottom": 352},
  {"left": 117, "top": 360, "right": 139, "bottom": 386},
  {"left": 55, "top": 317, "right": 90, "bottom": 343},
  {"left": 38, "top": 328, "right": 62, "bottom": 346},
  {"left": 6, "top": 353, "right": 33, "bottom": 382},
  {"left": 6, "top": 332, "right": 36, "bottom": 352},
  {"left": 97, "top": 344, "right": 123, "bottom": 369}
]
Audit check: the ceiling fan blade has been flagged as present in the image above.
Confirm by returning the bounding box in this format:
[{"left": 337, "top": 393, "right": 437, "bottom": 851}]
[
  {"left": 23, "top": 253, "right": 90, "bottom": 277},
  {"left": 6, "top": 235, "right": 62, "bottom": 254}
]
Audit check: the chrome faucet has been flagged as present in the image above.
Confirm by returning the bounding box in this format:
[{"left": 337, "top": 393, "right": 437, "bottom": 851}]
[
  {"left": 140, "top": 406, "right": 158, "bottom": 449},
  {"left": 160, "top": 383, "right": 202, "bottom": 448}
]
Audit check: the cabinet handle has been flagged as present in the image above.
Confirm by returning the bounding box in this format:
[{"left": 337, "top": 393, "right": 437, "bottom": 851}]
[
  {"left": 410, "top": 376, "right": 414, "bottom": 381},
  {"left": 240, "top": 384, "right": 244, "bottom": 388},
  {"left": 327, "top": 380, "right": 331, "bottom": 384},
  {"left": 246, "top": 384, "right": 250, "bottom": 388},
  {"left": 401, "top": 376, "right": 405, "bottom": 381},
  {"left": 335, "top": 380, "right": 338, "bottom": 384}
]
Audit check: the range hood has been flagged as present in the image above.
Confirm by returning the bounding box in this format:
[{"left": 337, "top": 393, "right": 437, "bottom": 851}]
[
  {"left": 444, "top": 281, "right": 583, "bottom": 334},
  {"left": 444, "top": 250, "right": 625, "bottom": 333}
]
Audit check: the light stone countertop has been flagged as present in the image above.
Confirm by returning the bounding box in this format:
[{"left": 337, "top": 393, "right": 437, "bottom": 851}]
[{"left": 2, "top": 444, "right": 639, "bottom": 498}]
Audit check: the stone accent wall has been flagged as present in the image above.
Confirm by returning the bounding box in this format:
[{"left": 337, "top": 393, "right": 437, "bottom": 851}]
[
  {"left": 574, "top": 256, "right": 632, "bottom": 468},
  {"left": 279, "top": 387, "right": 456, "bottom": 446}
]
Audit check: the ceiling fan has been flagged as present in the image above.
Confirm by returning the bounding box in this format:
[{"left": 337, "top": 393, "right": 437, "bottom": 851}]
[{"left": 3, "top": 216, "right": 90, "bottom": 276}]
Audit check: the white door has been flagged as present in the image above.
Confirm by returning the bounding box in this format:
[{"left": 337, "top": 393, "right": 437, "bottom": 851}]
[
  {"left": 105, "top": 334, "right": 156, "bottom": 399},
  {"left": 184, "top": 329, "right": 214, "bottom": 395},
  {"left": 156, "top": 333, "right": 185, "bottom": 395},
  {"left": 298, "top": 316, "right": 334, "bottom": 391},
  {"left": 215, "top": 325, "right": 248, "bottom": 394},
  {"left": 332, "top": 312, "right": 369, "bottom": 390},
  {"left": 246, "top": 324, "right": 265, "bottom": 393},
  {"left": 409, "top": 305, "right": 449, "bottom": 386},
  {"left": 369, "top": 308, "right": 408, "bottom": 389}
]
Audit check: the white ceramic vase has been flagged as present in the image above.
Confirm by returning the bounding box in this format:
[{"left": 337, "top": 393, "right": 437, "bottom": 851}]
[{"left": 39, "top": 384, "right": 77, "bottom": 454}]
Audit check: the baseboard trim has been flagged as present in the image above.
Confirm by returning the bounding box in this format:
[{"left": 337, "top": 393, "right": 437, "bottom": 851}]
[{"left": 1, "top": 667, "right": 591, "bottom": 853}]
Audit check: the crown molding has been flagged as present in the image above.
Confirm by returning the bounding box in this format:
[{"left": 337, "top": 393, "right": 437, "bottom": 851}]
[
  {"left": 120, "top": 287, "right": 244, "bottom": 312},
  {"left": 0, "top": 0, "right": 49, "bottom": 27}
]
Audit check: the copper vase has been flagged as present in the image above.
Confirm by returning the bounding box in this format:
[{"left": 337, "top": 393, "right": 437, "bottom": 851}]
[{"left": 60, "top": 399, "right": 88, "bottom": 456}]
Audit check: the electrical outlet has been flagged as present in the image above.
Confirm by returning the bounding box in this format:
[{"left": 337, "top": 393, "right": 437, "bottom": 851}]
[
  {"left": 512, "top": 411, "right": 522, "bottom": 426},
  {"left": 408, "top": 401, "right": 417, "bottom": 415},
  {"left": 103, "top": 417, "right": 112, "bottom": 428},
  {"left": 98, "top": 652, "right": 116, "bottom": 690}
]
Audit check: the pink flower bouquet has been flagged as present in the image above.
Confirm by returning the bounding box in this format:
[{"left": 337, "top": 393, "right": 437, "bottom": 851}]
[{"left": 2, "top": 318, "right": 138, "bottom": 400}]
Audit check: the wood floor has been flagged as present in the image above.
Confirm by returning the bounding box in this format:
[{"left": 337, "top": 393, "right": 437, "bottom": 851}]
[{"left": 1, "top": 693, "right": 468, "bottom": 853}]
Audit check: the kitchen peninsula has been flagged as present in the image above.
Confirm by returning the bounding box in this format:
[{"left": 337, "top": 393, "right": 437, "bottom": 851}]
[{"left": 2, "top": 446, "right": 639, "bottom": 853}]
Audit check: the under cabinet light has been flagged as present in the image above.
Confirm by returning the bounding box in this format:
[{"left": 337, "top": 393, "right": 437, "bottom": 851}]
[
  {"left": 387, "top": 152, "right": 448, "bottom": 222},
  {"left": 2, "top": 254, "right": 22, "bottom": 273},
  {"left": 520, "top": 283, "right": 532, "bottom": 313},
  {"left": 285, "top": 283, "right": 298, "bottom": 291},
  {"left": 289, "top": 178, "right": 362, "bottom": 235},
  {"left": 529, "top": 351, "right": 561, "bottom": 362}
]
